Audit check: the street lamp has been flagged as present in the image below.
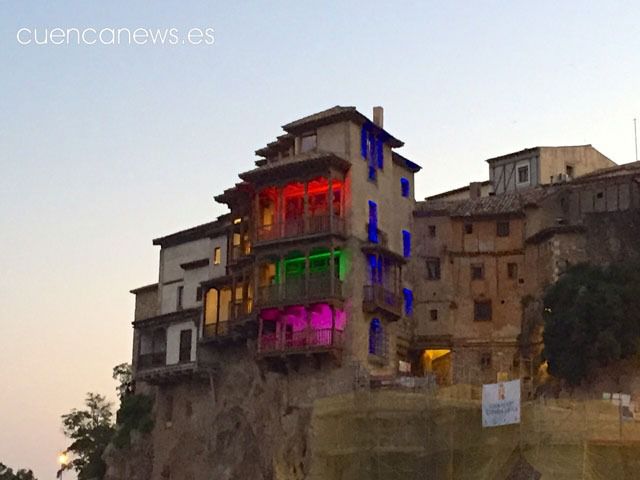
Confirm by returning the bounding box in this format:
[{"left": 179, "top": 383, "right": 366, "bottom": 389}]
[{"left": 57, "top": 452, "right": 68, "bottom": 479}]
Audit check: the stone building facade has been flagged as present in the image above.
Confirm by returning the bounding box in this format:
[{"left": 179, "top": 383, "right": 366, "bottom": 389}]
[{"left": 115, "top": 106, "right": 640, "bottom": 479}]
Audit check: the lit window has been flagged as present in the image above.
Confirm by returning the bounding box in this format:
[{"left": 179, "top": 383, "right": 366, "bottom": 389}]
[
  {"left": 471, "top": 264, "right": 484, "bottom": 280},
  {"left": 368, "top": 318, "right": 386, "bottom": 358},
  {"left": 517, "top": 165, "right": 529, "bottom": 184},
  {"left": 300, "top": 132, "right": 317, "bottom": 153},
  {"left": 497, "top": 221, "right": 510, "bottom": 237},
  {"left": 403, "top": 288, "right": 413, "bottom": 316},
  {"left": 402, "top": 230, "right": 411, "bottom": 258},
  {"left": 426, "top": 257, "right": 441, "bottom": 280},
  {"left": 233, "top": 217, "right": 242, "bottom": 224},
  {"left": 213, "top": 247, "right": 221, "bottom": 265},
  {"left": 400, "top": 177, "right": 410, "bottom": 197},
  {"left": 368, "top": 201, "right": 378, "bottom": 243},
  {"left": 474, "top": 300, "right": 492, "bottom": 321}
]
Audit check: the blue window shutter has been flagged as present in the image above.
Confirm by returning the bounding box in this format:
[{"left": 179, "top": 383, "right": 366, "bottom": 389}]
[
  {"left": 377, "top": 139, "right": 384, "bottom": 169},
  {"left": 360, "top": 125, "right": 368, "bottom": 159},
  {"left": 401, "top": 178, "right": 409, "bottom": 197},
  {"left": 368, "top": 201, "right": 378, "bottom": 243},
  {"left": 403, "top": 288, "right": 413, "bottom": 316},
  {"left": 402, "top": 230, "right": 411, "bottom": 257},
  {"left": 368, "top": 165, "right": 376, "bottom": 181},
  {"left": 369, "top": 131, "right": 376, "bottom": 162}
]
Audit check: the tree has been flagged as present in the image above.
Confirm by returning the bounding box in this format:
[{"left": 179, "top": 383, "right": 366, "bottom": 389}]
[
  {"left": 112, "top": 363, "right": 133, "bottom": 402},
  {"left": 0, "top": 463, "right": 37, "bottom": 480},
  {"left": 543, "top": 262, "right": 640, "bottom": 385},
  {"left": 58, "top": 393, "right": 115, "bottom": 480}
]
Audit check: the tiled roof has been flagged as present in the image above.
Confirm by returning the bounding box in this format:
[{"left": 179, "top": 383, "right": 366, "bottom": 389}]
[
  {"left": 571, "top": 161, "right": 640, "bottom": 182},
  {"left": 416, "top": 187, "right": 549, "bottom": 218},
  {"left": 282, "top": 106, "right": 357, "bottom": 131},
  {"left": 152, "top": 215, "right": 229, "bottom": 247}
]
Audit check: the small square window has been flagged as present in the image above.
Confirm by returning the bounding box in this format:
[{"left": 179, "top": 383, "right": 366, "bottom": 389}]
[
  {"left": 474, "top": 300, "right": 492, "bottom": 321},
  {"left": 517, "top": 165, "right": 529, "bottom": 184},
  {"left": 464, "top": 223, "right": 473, "bottom": 234},
  {"left": 426, "top": 257, "right": 441, "bottom": 280},
  {"left": 480, "top": 353, "right": 492, "bottom": 368},
  {"left": 471, "top": 264, "right": 484, "bottom": 280},
  {"left": 429, "top": 309, "right": 438, "bottom": 321},
  {"left": 300, "top": 132, "right": 317, "bottom": 153},
  {"left": 596, "top": 192, "right": 604, "bottom": 199},
  {"left": 428, "top": 225, "right": 436, "bottom": 238},
  {"left": 400, "top": 178, "right": 410, "bottom": 197},
  {"left": 213, "top": 247, "right": 221, "bottom": 265},
  {"left": 497, "top": 221, "right": 510, "bottom": 237},
  {"left": 507, "top": 263, "right": 518, "bottom": 279}
]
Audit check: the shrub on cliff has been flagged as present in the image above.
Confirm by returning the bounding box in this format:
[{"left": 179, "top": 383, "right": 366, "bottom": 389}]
[
  {"left": 0, "top": 463, "right": 37, "bottom": 480},
  {"left": 543, "top": 262, "right": 640, "bottom": 385}
]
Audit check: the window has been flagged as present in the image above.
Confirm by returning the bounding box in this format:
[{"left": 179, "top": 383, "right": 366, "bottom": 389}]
[
  {"left": 368, "top": 201, "right": 378, "bottom": 243},
  {"left": 300, "top": 132, "right": 317, "bottom": 153},
  {"left": 517, "top": 165, "right": 529, "bottom": 184},
  {"left": 428, "top": 225, "right": 436, "bottom": 238},
  {"left": 471, "top": 263, "right": 484, "bottom": 280},
  {"left": 430, "top": 309, "right": 438, "bottom": 321},
  {"left": 426, "top": 257, "right": 441, "bottom": 280},
  {"left": 176, "top": 286, "right": 184, "bottom": 310},
  {"left": 196, "top": 286, "right": 203, "bottom": 302},
  {"left": 508, "top": 263, "right": 518, "bottom": 279},
  {"left": 179, "top": 329, "right": 192, "bottom": 363},
  {"left": 403, "top": 288, "right": 413, "bottom": 316},
  {"left": 400, "top": 177, "right": 410, "bottom": 197},
  {"left": 368, "top": 318, "right": 387, "bottom": 358},
  {"left": 497, "top": 221, "right": 510, "bottom": 237},
  {"left": 474, "top": 300, "right": 492, "bottom": 321},
  {"left": 213, "top": 247, "right": 221, "bottom": 265},
  {"left": 368, "top": 165, "right": 377, "bottom": 181},
  {"left": 464, "top": 223, "right": 473, "bottom": 234},
  {"left": 480, "top": 353, "right": 492, "bottom": 369},
  {"left": 402, "top": 230, "right": 411, "bottom": 258},
  {"left": 566, "top": 164, "right": 574, "bottom": 179}
]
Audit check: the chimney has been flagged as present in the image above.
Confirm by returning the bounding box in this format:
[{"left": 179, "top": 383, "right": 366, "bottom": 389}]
[
  {"left": 373, "top": 106, "right": 384, "bottom": 128},
  {"left": 469, "top": 182, "right": 482, "bottom": 199}
]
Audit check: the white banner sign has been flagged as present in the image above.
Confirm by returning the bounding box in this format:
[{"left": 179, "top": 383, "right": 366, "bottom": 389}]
[{"left": 482, "top": 379, "right": 521, "bottom": 428}]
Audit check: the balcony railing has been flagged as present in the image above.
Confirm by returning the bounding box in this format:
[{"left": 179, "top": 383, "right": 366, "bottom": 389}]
[
  {"left": 137, "top": 352, "right": 165, "bottom": 370},
  {"left": 259, "top": 328, "right": 343, "bottom": 354},
  {"left": 230, "top": 243, "right": 252, "bottom": 262},
  {"left": 257, "top": 273, "right": 342, "bottom": 306},
  {"left": 256, "top": 214, "right": 345, "bottom": 243},
  {"left": 202, "top": 299, "right": 253, "bottom": 339},
  {"left": 363, "top": 284, "right": 402, "bottom": 317}
]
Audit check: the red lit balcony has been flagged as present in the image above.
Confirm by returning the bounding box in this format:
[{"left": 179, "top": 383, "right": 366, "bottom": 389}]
[
  {"left": 255, "top": 176, "right": 346, "bottom": 245},
  {"left": 363, "top": 284, "right": 402, "bottom": 318}
]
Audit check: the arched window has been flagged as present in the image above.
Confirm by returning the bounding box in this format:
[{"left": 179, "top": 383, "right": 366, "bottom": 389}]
[{"left": 369, "top": 318, "right": 386, "bottom": 357}]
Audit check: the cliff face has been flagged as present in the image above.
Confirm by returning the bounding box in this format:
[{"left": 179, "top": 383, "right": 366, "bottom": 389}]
[{"left": 105, "top": 342, "right": 356, "bottom": 480}]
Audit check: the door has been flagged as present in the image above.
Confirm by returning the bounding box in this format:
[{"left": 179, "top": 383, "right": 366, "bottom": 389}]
[{"left": 179, "top": 329, "right": 192, "bottom": 363}]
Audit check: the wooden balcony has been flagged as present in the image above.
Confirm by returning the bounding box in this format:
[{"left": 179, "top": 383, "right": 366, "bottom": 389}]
[
  {"left": 363, "top": 284, "right": 402, "bottom": 319},
  {"left": 135, "top": 354, "right": 199, "bottom": 385},
  {"left": 256, "top": 215, "right": 345, "bottom": 245},
  {"left": 258, "top": 327, "right": 343, "bottom": 357},
  {"left": 201, "top": 299, "right": 256, "bottom": 345},
  {"left": 257, "top": 273, "right": 343, "bottom": 307}
]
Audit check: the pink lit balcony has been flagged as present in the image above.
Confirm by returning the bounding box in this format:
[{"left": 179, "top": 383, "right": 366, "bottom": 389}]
[{"left": 259, "top": 328, "right": 343, "bottom": 355}]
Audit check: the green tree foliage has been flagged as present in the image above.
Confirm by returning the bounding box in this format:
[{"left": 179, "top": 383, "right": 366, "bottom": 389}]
[
  {"left": 543, "top": 263, "right": 640, "bottom": 385},
  {"left": 112, "top": 363, "right": 133, "bottom": 401},
  {"left": 59, "top": 393, "right": 115, "bottom": 480},
  {"left": 111, "top": 363, "right": 154, "bottom": 448},
  {"left": 0, "top": 463, "right": 37, "bottom": 480}
]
